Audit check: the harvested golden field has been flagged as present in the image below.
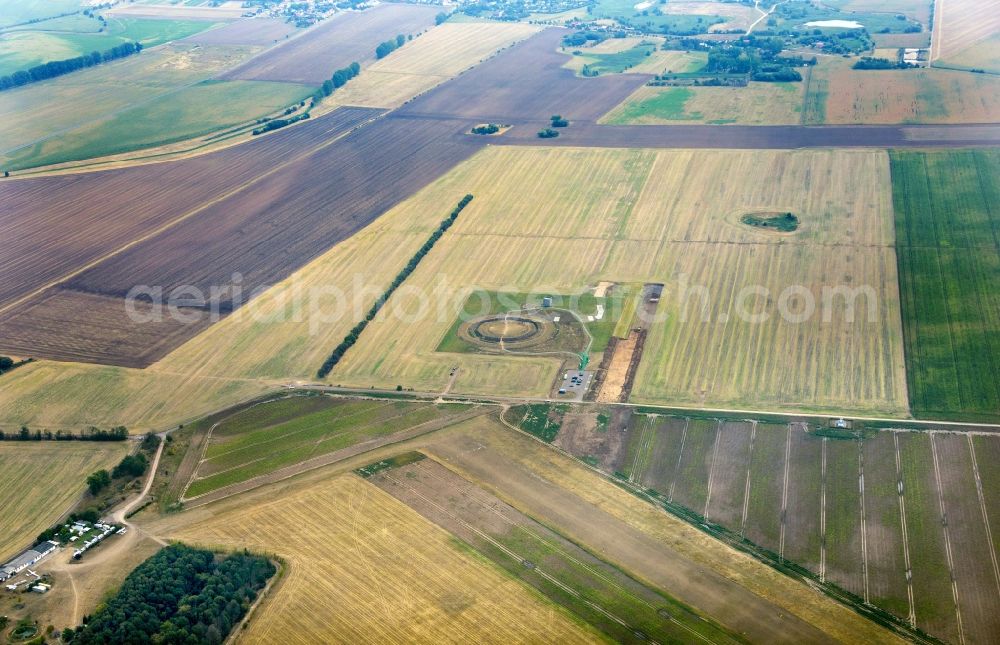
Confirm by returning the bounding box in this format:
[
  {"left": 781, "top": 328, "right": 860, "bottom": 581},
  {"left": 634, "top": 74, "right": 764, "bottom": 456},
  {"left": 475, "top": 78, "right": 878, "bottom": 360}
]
[
  {"left": 0, "top": 441, "right": 128, "bottom": 560},
  {"left": 154, "top": 473, "right": 600, "bottom": 644},
  {"left": 320, "top": 22, "right": 541, "bottom": 109},
  {"left": 332, "top": 146, "right": 907, "bottom": 415},
  {"left": 0, "top": 147, "right": 906, "bottom": 430},
  {"left": 811, "top": 59, "right": 1000, "bottom": 124},
  {"left": 601, "top": 81, "right": 804, "bottom": 125},
  {"left": 329, "top": 146, "right": 655, "bottom": 396},
  {"left": 421, "top": 415, "right": 904, "bottom": 644},
  {"left": 932, "top": 0, "right": 1000, "bottom": 69},
  {"left": 938, "top": 32, "right": 1000, "bottom": 73}
]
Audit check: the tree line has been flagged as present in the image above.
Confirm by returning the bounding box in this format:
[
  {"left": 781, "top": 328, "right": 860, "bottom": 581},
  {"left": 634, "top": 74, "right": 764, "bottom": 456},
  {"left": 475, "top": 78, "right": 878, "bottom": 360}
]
[
  {"left": 317, "top": 194, "right": 474, "bottom": 378},
  {"left": 375, "top": 34, "right": 408, "bottom": 59},
  {"left": 0, "top": 41, "right": 143, "bottom": 92},
  {"left": 68, "top": 544, "right": 275, "bottom": 644},
  {"left": 0, "top": 425, "right": 128, "bottom": 441},
  {"left": 313, "top": 60, "right": 361, "bottom": 105}
]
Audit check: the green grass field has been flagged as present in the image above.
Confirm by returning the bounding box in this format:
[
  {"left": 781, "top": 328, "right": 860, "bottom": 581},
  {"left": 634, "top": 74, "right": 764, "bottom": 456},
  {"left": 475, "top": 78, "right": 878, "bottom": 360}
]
[
  {"left": 435, "top": 288, "right": 629, "bottom": 356},
  {"left": 0, "top": 16, "right": 218, "bottom": 76},
  {"left": 590, "top": 0, "right": 723, "bottom": 32},
  {"left": 0, "top": 0, "right": 84, "bottom": 28},
  {"left": 891, "top": 150, "right": 1000, "bottom": 421},
  {"left": 184, "top": 396, "right": 466, "bottom": 498},
  {"left": 575, "top": 41, "right": 657, "bottom": 74},
  {"left": 3, "top": 78, "right": 311, "bottom": 169}
]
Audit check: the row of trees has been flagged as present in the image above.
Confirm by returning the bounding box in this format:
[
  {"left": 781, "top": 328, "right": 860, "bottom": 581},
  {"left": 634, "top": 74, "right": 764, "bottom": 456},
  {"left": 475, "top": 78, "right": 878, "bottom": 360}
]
[
  {"left": 314, "top": 60, "right": 361, "bottom": 104},
  {"left": 853, "top": 56, "right": 916, "bottom": 70},
  {"left": 0, "top": 425, "right": 128, "bottom": 441},
  {"left": 0, "top": 41, "right": 143, "bottom": 92},
  {"left": 317, "top": 195, "right": 475, "bottom": 378},
  {"left": 71, "top": 544, "right": 275, "bottom": 644},
  {"left": 375, "top": 33, "right": 408, "bottom": 59}
]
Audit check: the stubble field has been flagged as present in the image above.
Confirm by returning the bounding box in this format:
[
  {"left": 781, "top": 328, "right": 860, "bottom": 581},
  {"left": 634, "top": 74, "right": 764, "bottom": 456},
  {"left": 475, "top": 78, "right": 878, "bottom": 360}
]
[
  {"left": 804, "top": 59, "right": 1000, "bottom": 125},
  {"left": 932, "top": 0, "right": 1000, "bottom": 71},
  {"left": 333, "top": 145, "right": 907, "bottom": 415},
  {"left": 153, "top": 472, "right": 601, "bottom": 643},
  {"left": 0, "top": 441, "right": 129, "bottom": 561}
]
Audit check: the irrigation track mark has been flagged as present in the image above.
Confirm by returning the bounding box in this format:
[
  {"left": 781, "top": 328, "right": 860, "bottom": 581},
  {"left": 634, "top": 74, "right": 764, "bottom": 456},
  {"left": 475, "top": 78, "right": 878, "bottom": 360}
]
[
  {"left": 629, "top": 416, "right": 653, "bottom": 484},
  {"left": 667, "top": 418, "right": 689, "bottom": 503},
  {"left": 779, "top": 424, "right": 792, "bottom": 557},
  {"left": 930, "top": 432, "right": 966, "bottom": 645},
  {"left": 966, "top": 435, "right": 1000, "bottom": 602},
  {"left": 346, "top": 483, "right": 393, "bottom": 620},
  {"left": 703, "top": 420, "right": 723, "bottom": 521},
  {"left": 740, "top": 421, "right": 757, "bottom": 537},
  {"left": 820, "top": 437, "right": 827, "bottom": 582},
  {"left": 858, "top": 439, "right": 870, "bottom": 604},
  {"left": 377, "top": 468, "right": 705, "bottom": 645},
  {"left": 893, "top": 433, "right": 917, "bottom": 626}
]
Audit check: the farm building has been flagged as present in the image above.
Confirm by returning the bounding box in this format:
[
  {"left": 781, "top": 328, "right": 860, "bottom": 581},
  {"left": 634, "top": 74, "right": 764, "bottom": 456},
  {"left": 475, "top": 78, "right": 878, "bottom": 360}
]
[{"left": 0, "top": 541, "right": 58, "bottom": 581}]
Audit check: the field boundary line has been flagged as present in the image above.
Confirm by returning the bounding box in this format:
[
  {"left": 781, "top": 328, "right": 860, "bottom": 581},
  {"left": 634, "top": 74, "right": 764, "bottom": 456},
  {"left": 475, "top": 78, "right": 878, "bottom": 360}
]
[
  {"left": 858, "top": 439, "right": 870, "bottom": 604},
  {"left": 893, "top": 433, "right": 917, "bottom": 626},
  {"left": 0, "top": 108, "right": 386, "bottom": 318},
  {"left": 820, "top": 437, "right": 827, "bottom": 582},
  {"left": 966, "top": 435, "right": 1000, "bottom": 602},
  {"left": 930, "top": 432, "right": 966, "bottom": 644},
  {"left": 779, "top": 424, "right": 792, "bottom": 557},
  {"left": 703, "top": 421, "right": 723, "bottom": 520},
  {"left": 667, "top": 418, "right": 689, "bottom": 502},
  {"left": 740, "top": 421, "right": 757, "bottom": 536}
]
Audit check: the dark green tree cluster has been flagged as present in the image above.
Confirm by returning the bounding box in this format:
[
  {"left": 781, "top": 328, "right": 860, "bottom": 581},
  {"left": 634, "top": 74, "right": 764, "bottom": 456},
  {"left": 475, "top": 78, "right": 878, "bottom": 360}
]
[
  {"left": 0, "top": 425, "right": 128, "bottom": 441},
  {"left": 471, "top": 123, "right": 500, "bottom": 135},
  {"left": 86, "top": 469, "right": 111, "bottom": 495},
  {"left": 375, "top": 33, "right": 407, "bottom": 59},
  {"left": 853, "top": 56, "right": 914, "bottom": 70},
  {"left": 112, "top": 453, "right": 149, "bottom": 479},
  {"left": 317, "top": 195, "right": 474, "bottom": 378},
  {"left": 698, "top": 36, "right": 809, "bottom": 82},
  {"left": 550, "top": 114, "right": 569, "bottom": 128},
  {"left": 315, "top": 60, "right": 361, "bottom": 103},
  {"left": 435, "top": 11, "right": 449, "bottom": 25},
  {"left": 74, "top": 544, "right": 275, "bottom": 645},
  {"left": 0, "top": 42, "right": 142, "bottom": 91},
  {"left": 252, "top": 112, "right": 309, "bottom": 135},
  {"left": 537, "top": 128, "right": 559, "bottom": 138}
]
